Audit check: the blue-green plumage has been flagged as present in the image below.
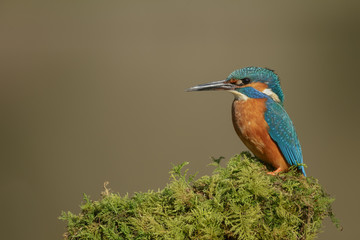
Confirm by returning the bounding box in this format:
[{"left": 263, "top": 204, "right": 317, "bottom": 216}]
[
  {"left": 227, "top": 67, "right": 284, "bottom": 105},
  {"left": 238, "top": 87, "right": 305, "bottom": 176},
  {"left": 265, "top": 96, "right": 305, "bottom": 175}
]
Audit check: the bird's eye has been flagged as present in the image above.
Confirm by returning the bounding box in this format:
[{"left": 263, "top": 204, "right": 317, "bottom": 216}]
[{"left": 242, "top": 78, "right": 251, "bottom": 84}]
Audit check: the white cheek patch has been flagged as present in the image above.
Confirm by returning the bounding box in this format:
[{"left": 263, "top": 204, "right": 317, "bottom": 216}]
[
  {"left": 262, "top": 88, "right": 280, "bottom": 103},
  {"left": 228, "top": 90, "right": 249, "bottom": 101}
]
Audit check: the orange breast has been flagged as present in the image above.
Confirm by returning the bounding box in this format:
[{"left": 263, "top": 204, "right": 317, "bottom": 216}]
[{"left": 232, "top": 98, "right": 289, "bottom": 170}]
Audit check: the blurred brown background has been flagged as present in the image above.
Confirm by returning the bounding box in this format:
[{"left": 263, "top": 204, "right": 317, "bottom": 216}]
[{"left": 1, "top": 1, "right": 359, "bottom": 239}]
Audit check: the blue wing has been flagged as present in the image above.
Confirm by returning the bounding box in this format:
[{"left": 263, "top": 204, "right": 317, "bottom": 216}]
[{"left": 264, "top": 100, "right": 306, "bottom": 176}]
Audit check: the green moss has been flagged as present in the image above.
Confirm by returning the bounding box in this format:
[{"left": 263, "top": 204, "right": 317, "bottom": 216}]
[{"left": 60, "top": 152, "right": 340, "bottom": 240}]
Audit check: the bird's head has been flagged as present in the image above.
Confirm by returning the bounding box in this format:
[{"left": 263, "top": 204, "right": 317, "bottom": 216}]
[{"left": 187, "top": 67, "right": 284, "bottom": 104}]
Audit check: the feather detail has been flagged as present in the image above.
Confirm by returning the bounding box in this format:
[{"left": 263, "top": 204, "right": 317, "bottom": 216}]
[{"left": 232, "top": 87, "right": 305, "bottom": 176}]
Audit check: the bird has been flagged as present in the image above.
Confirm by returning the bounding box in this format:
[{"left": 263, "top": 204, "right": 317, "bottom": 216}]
[{"left": 186, "top": 67, "right": 306, "bottom": 176}]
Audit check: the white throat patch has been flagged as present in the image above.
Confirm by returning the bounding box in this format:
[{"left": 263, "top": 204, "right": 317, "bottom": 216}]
[
  {"left": 262, "top": 88, "right": 280, "bottom": 103},
  {"left": 228, "top": 90, "right": 249, "bottom": 101}
]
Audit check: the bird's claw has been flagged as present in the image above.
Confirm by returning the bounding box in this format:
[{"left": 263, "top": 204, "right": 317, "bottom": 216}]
[{"left": 267, "top": 168, "right": 284, "bottom": 176}]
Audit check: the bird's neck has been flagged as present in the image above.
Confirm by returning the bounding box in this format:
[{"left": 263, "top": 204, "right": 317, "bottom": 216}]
[
  {"left": 228, "top": 84, "right": 281, "bottom": 104},
  {"left": 228, "top": 90, "right": 249, "bottom": 101}
]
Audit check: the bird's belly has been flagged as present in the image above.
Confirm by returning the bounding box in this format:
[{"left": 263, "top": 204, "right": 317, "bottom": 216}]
[{"left": 232, "top": 99, "right": 289, "bottom": 170}]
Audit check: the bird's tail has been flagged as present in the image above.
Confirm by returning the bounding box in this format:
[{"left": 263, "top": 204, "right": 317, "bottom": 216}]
[{"left": 299, "top": 165, "right": 306, "bottom": 177}]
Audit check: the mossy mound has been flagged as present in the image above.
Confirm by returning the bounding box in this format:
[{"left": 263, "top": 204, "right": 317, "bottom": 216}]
[{"left": 60, "top": 152, "right": 339, "bottom": 240}]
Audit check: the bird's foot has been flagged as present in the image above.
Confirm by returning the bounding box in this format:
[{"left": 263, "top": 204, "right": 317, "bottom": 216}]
[{"left": 267, "top": 168, "right": 284, "bottom": 176}]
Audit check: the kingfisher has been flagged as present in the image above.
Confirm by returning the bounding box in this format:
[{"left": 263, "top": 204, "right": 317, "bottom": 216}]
[{"left": 186, "top": 67, "right": 306, "bottom": 176}]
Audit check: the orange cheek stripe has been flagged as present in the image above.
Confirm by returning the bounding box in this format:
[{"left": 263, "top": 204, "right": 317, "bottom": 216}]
[{"left": 245, "top": 82, "right": 268, "bottom": 91}]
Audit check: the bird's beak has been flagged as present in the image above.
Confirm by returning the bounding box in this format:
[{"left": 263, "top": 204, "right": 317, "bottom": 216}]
[{"left": 186, "top": 80, "right": 235, "bottom": 92}]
